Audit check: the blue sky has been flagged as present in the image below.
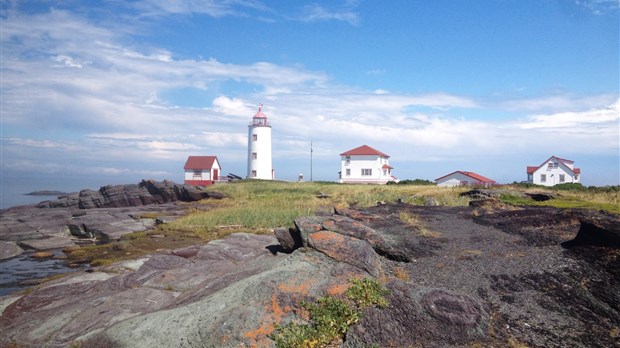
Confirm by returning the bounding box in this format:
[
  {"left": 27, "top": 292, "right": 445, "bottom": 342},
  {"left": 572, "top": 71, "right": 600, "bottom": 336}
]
[{"left": 1, "top": 0, "right": 619, "bottom": 192}]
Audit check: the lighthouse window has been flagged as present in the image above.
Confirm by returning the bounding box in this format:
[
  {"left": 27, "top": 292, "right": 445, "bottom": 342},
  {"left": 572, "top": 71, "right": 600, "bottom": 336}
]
[
  {"left": 345, "top": 168, "right": 351, "bottom": 176},
  {"left": 361, "top": 168, "right": 372, "bottom": 176},
  {"left": 253, "top": 134, "right": 257, "bottom": 141},
  {"left": 252, "top": 152, "right": 257, "bottom": 160},
  {"left": 251, "top": 170, "right": 257, "bottom": 177}
]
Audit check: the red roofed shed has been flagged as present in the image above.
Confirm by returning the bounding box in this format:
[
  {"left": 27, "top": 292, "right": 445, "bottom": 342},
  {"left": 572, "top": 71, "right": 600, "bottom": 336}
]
[
  {"left": 435, "top": 171, "right": 496, "bottom": 187},
  {"left": 184, "top": 156, "right": 221, "bottom": 186}
]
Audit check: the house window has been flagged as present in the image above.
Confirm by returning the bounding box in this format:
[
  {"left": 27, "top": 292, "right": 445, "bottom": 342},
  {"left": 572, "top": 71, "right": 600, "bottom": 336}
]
[
  {"left": 252, "top": 152, "right": 257, "bottom": 160},
  {"left": 251, "top": 170, "right": 257, "bottom": 177},
  {"left": 575, "top": 175, "right": 579, "bottom": 181},
  {"left": 528, "top": 174, "right": 533, "bottom": 181},
  {"left": 345, "top": 156, "right": 350, "bottom": 164},
  {"left": 540, "top": 174, "right": 546, "bottom": 183},
  {"left": 253, "top": 134, "right": 257, "bottom": 141},
  {"left": 346, "top": 168, "right": 351, "bottom": 176},
  {"left": 559, "top": 174, "right": 565, "bottom": 183},
  {"left": 361, "top": 169, "right": 372, "bottom": 176},
  {"left": 383, "top": 169, "right": 387, "bottom": 176}
]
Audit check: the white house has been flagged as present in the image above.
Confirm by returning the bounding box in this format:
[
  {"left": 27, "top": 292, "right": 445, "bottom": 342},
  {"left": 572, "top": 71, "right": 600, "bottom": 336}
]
[
  {"left": 184, "top": 156, "right": 221, "bottom": 186},
  {"left": 435, "top": 171, "right": 496, "bottom": 187},
  {"left": 526, "top": 156, "right": 581, "bottom": 186},
  {"left": 338, "top": 145, "right": 396, "bottom": 184},
  {"left": 247, "top": 105, "right": 274, "bottom": 180}
]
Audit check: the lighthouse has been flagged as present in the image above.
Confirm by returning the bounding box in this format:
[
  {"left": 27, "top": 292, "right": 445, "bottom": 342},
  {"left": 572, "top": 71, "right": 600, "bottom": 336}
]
[{"left": 247, "top": 104, "right": 274, "bottom": 180}]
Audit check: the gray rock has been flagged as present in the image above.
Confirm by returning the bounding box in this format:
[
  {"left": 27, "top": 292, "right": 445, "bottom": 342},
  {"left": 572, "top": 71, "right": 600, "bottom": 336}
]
[
  {"left": 17, "top": 236, "right": 75, "bottom": 250},
  {"left": 0, "top": 241, "right": 23, "bottom": 260},
  {"left": 274, "top": 227, "right": 302, "bottom": 252},
  {"left": 34, "top": 180, "right": 224, "bottom": 210},
  {"left": 307, "top": 230, "right": 381, "bottom": 277}
]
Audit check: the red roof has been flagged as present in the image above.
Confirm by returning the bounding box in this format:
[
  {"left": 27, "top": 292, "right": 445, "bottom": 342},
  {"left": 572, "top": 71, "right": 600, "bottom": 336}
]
[
  {"left": 184, "top": 156, "right": 220, "bottom": 170},
  {"left": 382, "top": 164, "right": 393, "bottom": 169},
  {"left": 526, "top": 166, "right": 538, "bottom": 174},
  {"left": 340, "top": 145, "right": 390, "bottom": 158},
  {"left": 253, "top": 104, "right": 268, "bottom": 119},
  {"left": 526, "top": 156, "right": 579, "bottom": 175},
  {"left": 435, "top": 171, "right": 495, "bottom": 184}
]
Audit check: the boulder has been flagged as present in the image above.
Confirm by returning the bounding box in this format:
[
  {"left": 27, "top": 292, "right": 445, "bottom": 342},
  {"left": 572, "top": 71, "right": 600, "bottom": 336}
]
[
  {"left": 0, "top": 241, "right": 23, "bottom": 260},
  {"left": 307, "top": 231, "right": 381, "bottom": 277},
  {"left": 274, "top": 227, "right": 302, "bottom": 252}
]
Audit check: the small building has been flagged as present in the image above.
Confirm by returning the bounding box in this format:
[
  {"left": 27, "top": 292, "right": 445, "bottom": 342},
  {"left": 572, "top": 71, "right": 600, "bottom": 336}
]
[
  {"left": 338, "top": 145, "right": 396, "bottom": 184},
  {"left": 526, "top": 156, "right": 581, "bottom": 186},
  {"left": 184, "top": 156, "right": 221, "bottom": 186},
  {"left": 435, "top": 171, "right": 496, "bottom": 187}
]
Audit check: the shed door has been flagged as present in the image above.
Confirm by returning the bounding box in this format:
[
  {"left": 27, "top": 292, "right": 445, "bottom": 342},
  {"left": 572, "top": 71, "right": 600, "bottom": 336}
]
[{"left": 213, "top": 169, "right": 219, "bottom": 181}]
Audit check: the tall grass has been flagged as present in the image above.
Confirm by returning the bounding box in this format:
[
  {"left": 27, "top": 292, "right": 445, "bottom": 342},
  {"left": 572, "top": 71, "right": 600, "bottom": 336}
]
[
  {"left": 169, "top": 181, "right": 618, "bottom": 241},
  {"left": 505, "top": 184, "right": 619, "bottom": 214},
  {"left": 168, "top": 181, "right": 471, "bottom": 238}
]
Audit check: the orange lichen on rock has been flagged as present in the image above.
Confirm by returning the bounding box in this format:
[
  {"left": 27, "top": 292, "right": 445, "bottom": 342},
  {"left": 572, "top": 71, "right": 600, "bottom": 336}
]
[
  {"left": 277, "top": 278, "right": 314, "bottom": 296},
  {"left": 326, "top": 282, "right": 350, "bottom": 296},
  {"left": 243, "top": 295, "right": 287, "bottom": 347},
  {"left": 309, "top": 230, "right": 346, "bottom": 244},
  {"left": 243, "top": 322, "right": 274, "bottom": 347}
]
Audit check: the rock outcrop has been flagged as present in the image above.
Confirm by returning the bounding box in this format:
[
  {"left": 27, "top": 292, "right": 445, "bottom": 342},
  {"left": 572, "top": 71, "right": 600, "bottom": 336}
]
[
  {"left": 0, "top": 180, "right": 224, "bottom": 258},
  {"left": 1, "top": 203, "right": 618, "bottom": 348},
  {"left": 35, "top": 179, "right": 224, "bottom": 209}
]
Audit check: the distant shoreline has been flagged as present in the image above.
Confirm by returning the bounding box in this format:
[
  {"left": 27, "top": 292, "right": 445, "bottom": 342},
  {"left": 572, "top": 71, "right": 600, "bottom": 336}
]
[{"left": 25, "top": 191, "right": 69, "bottom": 196}]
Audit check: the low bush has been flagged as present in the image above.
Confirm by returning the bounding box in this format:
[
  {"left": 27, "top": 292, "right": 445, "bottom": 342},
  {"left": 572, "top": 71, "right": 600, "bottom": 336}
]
[
  {"left": 388, "top": 179, "right": 436, "bottom": 186},
  {"left": 271, "top": 278, "right": 389, "bottom": 348}
]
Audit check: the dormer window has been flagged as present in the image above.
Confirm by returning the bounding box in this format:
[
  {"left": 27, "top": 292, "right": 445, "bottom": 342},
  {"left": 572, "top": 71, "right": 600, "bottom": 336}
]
[{"left": 547, "top": 162, "right": 558, "bottom": 169}]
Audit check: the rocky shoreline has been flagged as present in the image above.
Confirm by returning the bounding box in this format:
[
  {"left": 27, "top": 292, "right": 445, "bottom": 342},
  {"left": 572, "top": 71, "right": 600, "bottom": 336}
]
[
  {"left": 0, "top": 179, "right": 224, "bottom": 261},
  {"left": 1, "top": 193, "right": 618, "bottom": 347}
]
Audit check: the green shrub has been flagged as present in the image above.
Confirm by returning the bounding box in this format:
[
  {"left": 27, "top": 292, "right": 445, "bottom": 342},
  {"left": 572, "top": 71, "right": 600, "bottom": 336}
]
[
  {"left": 552, "top": 183, "right": 586, "bottom": 191},
  {"left": 271, "top": 278, "right": 389, "bottom": 348},
  {"left": 345, "top": 278, "right": 390, "bottom": 309},
  {"left": 272, "top": 297, "right": 359, "bottom": 348},
  {"left": 388, "top": 179, "right": 436, "bottom": 186}
]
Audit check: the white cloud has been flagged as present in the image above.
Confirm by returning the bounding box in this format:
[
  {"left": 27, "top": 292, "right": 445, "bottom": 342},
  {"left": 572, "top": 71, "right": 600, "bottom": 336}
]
[
  {"left": 133, "top": 0, "right": 270, "bottom": 18},
  {"left": 575, "top": 0, "right": 620, "bottom": 15},
  {"left": 299, "top": 4, "right": 360, "bottom": 25},
  {"left": 212, "top": 96, "right": 255, "bottom": 116},
  {"left": 518, "top": 99, "right": 619, "bottom": 129},
  {"left": 500, "top": 94, "right": 618, "bottom": 113},
  {"left": 53, "top": 55, "right": 86, "bottom": 68}
]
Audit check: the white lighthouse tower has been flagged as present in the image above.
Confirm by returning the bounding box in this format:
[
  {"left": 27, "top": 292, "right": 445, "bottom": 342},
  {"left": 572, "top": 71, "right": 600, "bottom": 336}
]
[{"left": 247, "top": 104, "right": 274, "bottom": 180}]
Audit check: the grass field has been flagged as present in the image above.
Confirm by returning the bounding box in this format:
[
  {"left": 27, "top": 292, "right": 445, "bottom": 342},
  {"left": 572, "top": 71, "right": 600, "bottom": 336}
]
[
  {"left": 167, "top": 181, "right": 618, "bottom": 239},
  {"left": 166, "top": 180, "right": 471, "bottom": 238}
]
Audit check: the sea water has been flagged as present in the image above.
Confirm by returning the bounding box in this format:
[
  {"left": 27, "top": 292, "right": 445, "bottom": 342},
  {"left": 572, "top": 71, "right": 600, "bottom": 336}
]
[{"left": 0, "top": 252, "right": 81, "bottom": 296}]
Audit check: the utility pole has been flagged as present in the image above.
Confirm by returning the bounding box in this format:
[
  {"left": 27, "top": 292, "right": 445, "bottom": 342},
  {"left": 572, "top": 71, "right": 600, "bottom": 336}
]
[{"left": 310, "top": 140, "right": 313, "bottom": 182}]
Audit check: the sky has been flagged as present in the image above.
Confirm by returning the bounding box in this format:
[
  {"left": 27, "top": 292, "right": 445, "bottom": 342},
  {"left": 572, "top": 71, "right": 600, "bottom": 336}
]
[{"left": 1, "top": 0, "right": 619, "bottom": 194}]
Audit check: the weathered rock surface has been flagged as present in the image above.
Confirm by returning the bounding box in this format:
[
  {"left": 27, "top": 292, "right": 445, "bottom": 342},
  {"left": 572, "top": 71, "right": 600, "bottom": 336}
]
[
  {"left": 35, "top": 179, "right": 224, "bottom": 209},
  {"left": 0, "top": 180, "right": 222, "bottom": 256},
  {"left": 1, "top": 203, "right": 618, "bottom": 348},
  {"left": 0, "top": 241, "right": 23, "bottom": 260}
]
